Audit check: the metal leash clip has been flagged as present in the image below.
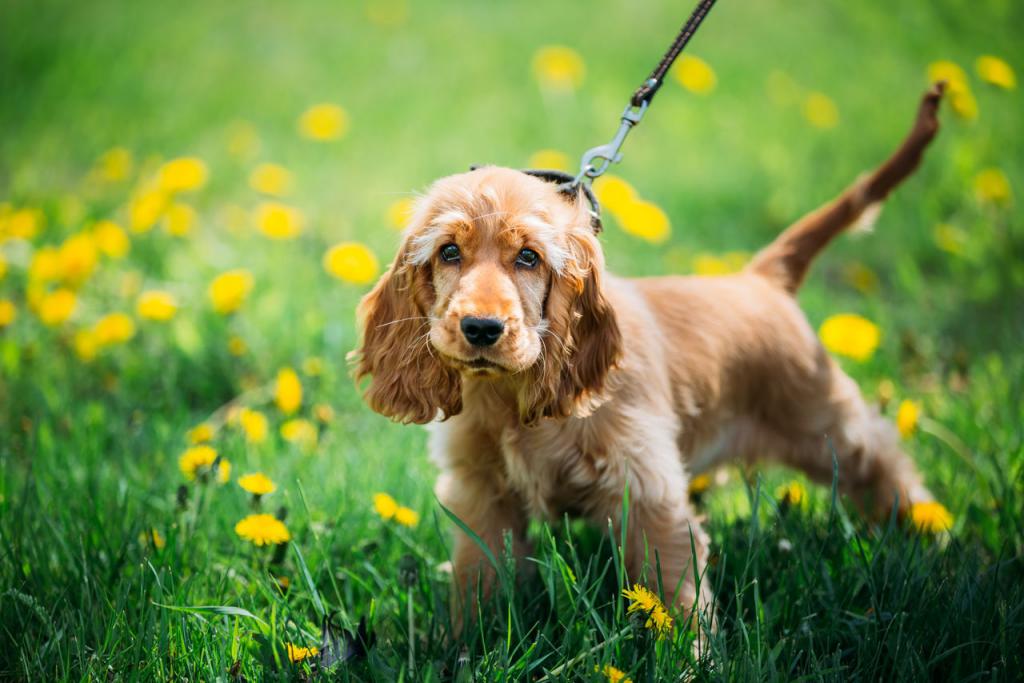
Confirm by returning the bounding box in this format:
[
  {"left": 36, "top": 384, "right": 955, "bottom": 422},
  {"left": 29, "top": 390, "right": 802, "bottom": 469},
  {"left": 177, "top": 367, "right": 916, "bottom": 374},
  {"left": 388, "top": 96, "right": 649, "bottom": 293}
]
[{"left": 572, "top": 95, "right": 650, "bottom": 186}]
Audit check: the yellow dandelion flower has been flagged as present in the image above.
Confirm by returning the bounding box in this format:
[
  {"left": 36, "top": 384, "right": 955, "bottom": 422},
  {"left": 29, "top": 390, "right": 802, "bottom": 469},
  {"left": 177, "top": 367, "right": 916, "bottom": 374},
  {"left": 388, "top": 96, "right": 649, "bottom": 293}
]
[
  {"left": 73, "top": 329, "right": 98, "bottom": 361},
  {"left": 178, "top": 445, "right": 218, "bottom": 480},
  {"left": 386, "top": 197, "right": 415, "bottom": 230},
  {"left": 802, "top": 92, "right": 839, "bottom": 129},
  {"left": 137, "top": 290, "right": 178, "bottom": 321},
  {"left": 92, "top": 220, "right": 130, "bottom": 259},
  {"left": 208, "top": 269, "right": 254, "bottom": 314},
  {"left": 38, "top": 288, "right": 77, "bottom": 326},
  {"left": 95, "top": 147, "right": 133, "bottom": 183},
  {"left": 148, "top": 528, "right": 166, "bottom": 550},
  {"left": 949, "top": 89, "right": 979, "bottom": 121},
  {"left": 975, "top": 55, "right": 1016, "bottom": 90},
  {"left": 187, "top": 423, "right": 215, "bottom": 444},
  {"left": 0, "top": 254, "right": 5, "bottom": 280},
  {"left": 275, "top": 367, "right": 302, "bottom": 414},
  {"left": 29, "top": 247, "right": 60, "bottom": 282},
  {"left": 927, "top": 60, "right": 969, "bottom": 91},
  {"left": 314, "top": 403, "right": 334, "bottom": 424},
  {"left": 235, "top": 513, "right": 291, "bottom": 546},
  {"left": 6, "top": 208, "right": 43, "bottom": 240},
  {"left": 925, "top": 61, "right": 977, "bottom": 120},
  {"left": 593, "top": 175, "right": 639, "bottom": 215},
  {"left": 527, "top": 149, "right": 571, "bottom": 171},
  {"left": 227, "top": 335, "right": 248, "bottom": 356},
  {"left": 532, "top": 45, "right": 586, "bottom": 91},
  {"left": 285, "top": 642, "right": 318, "bottom": 662},
  {"left": 280, "top": 418, "right": 317, "bottom": 447},
  {"left": 598, "top": 664, "right": 632, "bottom": 683},
  {"left": 128, "top": 190, "right": 167, "bottom": 233},
  {"left": 238, "top": 408, "right": 268, "bottom": 444},
  {"left": 818, "top": 313, "right": 880, "bottom": 362},
  {"left": 158, "top": 157, "right": 208, "bottom": 193},
  {"left": 255, "top": 201, "right": 303, "bottom": 240},
  {"left": 373, "top": 492, "right": 398, "bottom": 520},
  {"left": 933, "top": 223, "right": 968, "bottom": 256},
  {"left": 226, "top": 120, "right": 261, "bottom": 160},
  {"left": 973, "top": 168, "right": 1012, "bottom": 206},
  {"left": 249, "top": 163, "right": 293, "bottom": 197},
  {"left": 238, "top": 472, "right": 276, "bottom": 496},
  {"left": 622, "top": 584, "right": 673, "bottom": 634},
  {"left": 896, "top": 399, "right": 920, "bottom": 439},
  {"left": 57, "top": 233, "right": 98, "bottom": 285},
  {"left": 163, "top": 202, "right": 197, "bottom": 237},
  {"left": 217, "top": 459, "right": 231, "bottom": 484},
  {"left": 614, "top": 199, "right": 671, "bottom": 244},
  {"left": 688, "top": 473, "right": 712, "bottom": 496},
  {"left": 93, "top": 312, "right": 135, "bottom": 347},
  {"left": 394, "top": 506, "right": 419, "bottom": 527},
  {"left": 692, "top": 253, "right": 732, "bottom": 276},
  {"left": 323, "top": 242, "right": 380, "bottom": 285},
  {"left": 775, "top": 481, "right": 807, "bottom": 507},
  {"left": 0, "top": 299, "right": 16, "bottom": 327},
  {"left": 909, "top": 501, "right": 953, "bottom": 534},
  {"left": 673, "top": 55, "right": 716, "bottom": 95},
  {"left": 298, "top": 103, "right": 349, "bottom": 141}
]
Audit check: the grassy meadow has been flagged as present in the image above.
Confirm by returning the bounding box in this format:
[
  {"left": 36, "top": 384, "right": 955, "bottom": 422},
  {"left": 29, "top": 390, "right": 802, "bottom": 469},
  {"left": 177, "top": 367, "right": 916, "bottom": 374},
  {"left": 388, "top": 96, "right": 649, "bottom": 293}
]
[{"left": 1, "top": 0, "right": 1023, "bottom": 680}]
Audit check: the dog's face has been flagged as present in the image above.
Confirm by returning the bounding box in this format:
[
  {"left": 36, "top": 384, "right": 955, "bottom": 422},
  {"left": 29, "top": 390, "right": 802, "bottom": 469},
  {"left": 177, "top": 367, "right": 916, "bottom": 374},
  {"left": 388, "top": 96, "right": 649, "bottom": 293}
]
[
  {"left": 353, "top": 167, "right": 622, "bottom": 425},
  {"left": 408, "top": 169, "right": 568, "bottom": 377}
]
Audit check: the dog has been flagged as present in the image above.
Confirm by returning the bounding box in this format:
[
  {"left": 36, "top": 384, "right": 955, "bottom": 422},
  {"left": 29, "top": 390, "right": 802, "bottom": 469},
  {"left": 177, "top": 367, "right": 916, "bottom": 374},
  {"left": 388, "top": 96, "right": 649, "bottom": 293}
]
[{"left": 352, "top": 84, "right": 946, "bottom": 631}]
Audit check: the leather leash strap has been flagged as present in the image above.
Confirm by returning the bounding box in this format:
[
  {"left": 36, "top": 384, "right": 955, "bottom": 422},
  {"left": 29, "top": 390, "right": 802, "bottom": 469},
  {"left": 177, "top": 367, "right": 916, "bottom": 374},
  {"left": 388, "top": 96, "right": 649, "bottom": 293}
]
[
  {"left": 631, "top": 0, "right": 718, "bottom": 108},
  {"left": 572, "top": 0, "right": 718, "bottom": 184}
]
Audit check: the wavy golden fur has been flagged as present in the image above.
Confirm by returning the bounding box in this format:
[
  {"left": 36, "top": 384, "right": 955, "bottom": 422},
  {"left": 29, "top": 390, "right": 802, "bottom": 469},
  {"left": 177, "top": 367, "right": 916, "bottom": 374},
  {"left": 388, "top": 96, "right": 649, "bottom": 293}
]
[{"left": 352, "top": 85, "right": 946, "bottom": 633}]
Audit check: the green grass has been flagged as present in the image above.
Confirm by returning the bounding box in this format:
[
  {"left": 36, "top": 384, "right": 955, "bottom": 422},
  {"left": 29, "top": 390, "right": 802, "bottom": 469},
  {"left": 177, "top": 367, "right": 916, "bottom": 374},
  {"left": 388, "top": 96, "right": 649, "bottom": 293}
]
[{"left": 1, "top": 0, "right": 1023, "bottom": 679}]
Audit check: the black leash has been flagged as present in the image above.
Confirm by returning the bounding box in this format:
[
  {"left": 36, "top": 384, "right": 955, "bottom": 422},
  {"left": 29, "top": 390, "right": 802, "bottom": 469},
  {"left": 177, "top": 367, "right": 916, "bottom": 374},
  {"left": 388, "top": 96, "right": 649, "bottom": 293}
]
[
  {"left": 571, "top": 0, "right": 717, "bottom": 186},
  {"left": 630, "top": 0, "right": 717, "bottom": 109},
  {"left": 473, "top": 0, "right": 718, "bottom": 232}
]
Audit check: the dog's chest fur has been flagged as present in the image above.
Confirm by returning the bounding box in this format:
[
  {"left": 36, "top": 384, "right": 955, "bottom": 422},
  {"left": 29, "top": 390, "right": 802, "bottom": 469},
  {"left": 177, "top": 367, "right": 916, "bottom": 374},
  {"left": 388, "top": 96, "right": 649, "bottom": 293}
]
[
  {"left": 430, "top": 380, "right": 624, "bottom": 522},
  {"left": 500, "top": 420, "right": 613, "bottom": 520}
]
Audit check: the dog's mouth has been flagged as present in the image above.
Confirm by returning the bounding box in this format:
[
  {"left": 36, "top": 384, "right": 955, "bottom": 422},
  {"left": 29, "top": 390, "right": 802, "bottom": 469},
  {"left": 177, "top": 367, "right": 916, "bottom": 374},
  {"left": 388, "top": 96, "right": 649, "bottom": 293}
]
[{"left": 446, "top": 354, "right": 509, "bottom": 375}]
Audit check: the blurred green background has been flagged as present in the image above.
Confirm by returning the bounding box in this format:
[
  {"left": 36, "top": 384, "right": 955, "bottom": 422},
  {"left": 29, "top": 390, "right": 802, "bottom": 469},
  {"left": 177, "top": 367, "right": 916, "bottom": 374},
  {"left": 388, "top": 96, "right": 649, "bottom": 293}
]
[{"left": 1, "top": 0, "right": 1021, "bottom": 679}]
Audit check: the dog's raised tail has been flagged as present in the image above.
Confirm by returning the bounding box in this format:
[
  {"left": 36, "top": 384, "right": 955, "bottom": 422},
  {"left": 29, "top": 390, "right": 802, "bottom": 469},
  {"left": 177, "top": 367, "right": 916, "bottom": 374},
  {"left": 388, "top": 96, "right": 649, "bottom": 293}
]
[{"left": 747, "top": 83, "right": 945, "bottom": 294}]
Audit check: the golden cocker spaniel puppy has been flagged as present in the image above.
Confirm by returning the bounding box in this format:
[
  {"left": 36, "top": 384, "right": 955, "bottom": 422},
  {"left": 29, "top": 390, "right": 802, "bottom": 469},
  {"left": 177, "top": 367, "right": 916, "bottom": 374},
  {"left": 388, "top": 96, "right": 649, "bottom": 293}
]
[{"left": 353, "top": 84, "right": 946, "bottom": 630}]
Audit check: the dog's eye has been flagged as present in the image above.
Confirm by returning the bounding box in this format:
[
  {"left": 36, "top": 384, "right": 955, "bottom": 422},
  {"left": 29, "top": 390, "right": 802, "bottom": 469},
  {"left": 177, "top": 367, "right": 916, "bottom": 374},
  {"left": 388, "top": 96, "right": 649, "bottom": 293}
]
[
  {"left": 516, "top": 248, "right": 540, "bottom": 269},
  {"left": 439, "top": 243, "right": 461, "bottom": 263}
]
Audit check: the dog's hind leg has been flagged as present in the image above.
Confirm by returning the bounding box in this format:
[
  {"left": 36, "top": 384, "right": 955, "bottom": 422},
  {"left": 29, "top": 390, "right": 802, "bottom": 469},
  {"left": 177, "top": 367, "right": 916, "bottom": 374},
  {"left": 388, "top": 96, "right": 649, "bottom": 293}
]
[{"left": 754, "top": 356, "right": 934, "bottom": 519}]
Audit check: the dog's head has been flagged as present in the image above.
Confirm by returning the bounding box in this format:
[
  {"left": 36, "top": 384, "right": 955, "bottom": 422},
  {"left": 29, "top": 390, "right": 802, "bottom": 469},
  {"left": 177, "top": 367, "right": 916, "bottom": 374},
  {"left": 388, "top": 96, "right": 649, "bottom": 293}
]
[{"left": 352, "top": 166, "right": 622, "bottom": 425}]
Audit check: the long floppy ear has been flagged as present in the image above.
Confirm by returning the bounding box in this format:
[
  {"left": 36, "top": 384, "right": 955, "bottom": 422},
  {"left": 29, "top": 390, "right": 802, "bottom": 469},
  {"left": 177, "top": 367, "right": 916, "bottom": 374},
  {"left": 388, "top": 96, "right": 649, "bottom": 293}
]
[
  {"left": 351, "top": 244, "right": 462, "bottom": 424},
  {"left": 518, "top": 228, "right": 622, "bottom": 424}
]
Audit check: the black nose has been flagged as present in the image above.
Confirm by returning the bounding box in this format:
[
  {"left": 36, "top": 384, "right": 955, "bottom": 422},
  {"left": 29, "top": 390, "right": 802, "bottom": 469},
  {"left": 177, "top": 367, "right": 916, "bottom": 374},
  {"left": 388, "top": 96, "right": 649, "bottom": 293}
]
[{"left": 460, "top": 316, "right": 504, "bottom": 347}]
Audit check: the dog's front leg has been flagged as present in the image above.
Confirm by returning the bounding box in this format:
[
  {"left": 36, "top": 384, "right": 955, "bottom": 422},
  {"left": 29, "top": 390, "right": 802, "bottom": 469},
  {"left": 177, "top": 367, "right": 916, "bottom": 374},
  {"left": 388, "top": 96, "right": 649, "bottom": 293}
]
[
  {"left": 435, "top": 468, "right": 529, "bottom": 634},
  {"left": 603, "top": 429, "right": 716, "bottom": 647},
  {"left": 625, "top": 491, "right": 715, "bottom": 633}
]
